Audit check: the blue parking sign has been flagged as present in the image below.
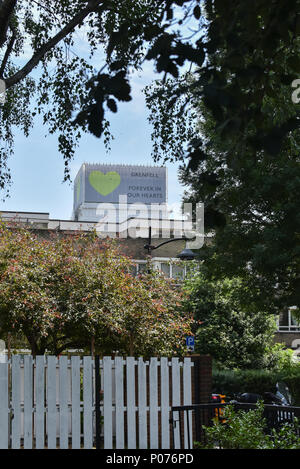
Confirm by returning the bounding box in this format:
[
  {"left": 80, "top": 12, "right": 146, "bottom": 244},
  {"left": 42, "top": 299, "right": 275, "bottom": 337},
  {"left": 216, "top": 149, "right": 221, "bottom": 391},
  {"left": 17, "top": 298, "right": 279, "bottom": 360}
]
[{"left": 186, "top": 336, "right": 195, "bottom": 351}]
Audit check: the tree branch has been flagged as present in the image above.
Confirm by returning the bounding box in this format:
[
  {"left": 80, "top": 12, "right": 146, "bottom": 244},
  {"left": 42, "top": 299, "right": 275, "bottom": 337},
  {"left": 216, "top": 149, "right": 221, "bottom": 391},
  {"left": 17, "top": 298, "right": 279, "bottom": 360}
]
[
  {"left": 0, "top": 21, "right": 16, "bottom": 77},
  {"left": 30, "top": 0, "right": 61, "bottom": 23},
  {"left": 0, "top": 0, "right": 17, "bottom": 47},
  {"left": 5, "top": 0, "right": 105, "bottom": 89},
  {"left": 55, "top": 340, "right": 87, "bottom": 355}
]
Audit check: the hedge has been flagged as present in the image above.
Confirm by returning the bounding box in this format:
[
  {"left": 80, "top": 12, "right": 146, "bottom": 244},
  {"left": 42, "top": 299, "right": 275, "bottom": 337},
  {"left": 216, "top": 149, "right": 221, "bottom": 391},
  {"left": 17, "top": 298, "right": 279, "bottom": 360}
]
[{"left": 213, "top": 368, "right": 300, "bottom": 406}]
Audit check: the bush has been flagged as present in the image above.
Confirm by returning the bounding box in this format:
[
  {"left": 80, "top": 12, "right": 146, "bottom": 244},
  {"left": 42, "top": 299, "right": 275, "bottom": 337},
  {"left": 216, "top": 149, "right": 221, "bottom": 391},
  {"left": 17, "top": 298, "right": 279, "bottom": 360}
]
[
  {"left": 183, "top": 272, "right": 281, "bottom": 369},
  {"left": 213, "top": 368, "right": 300, "bottom": 406},
  {"left": 262, "top": 343, "right": 295, "bottom": 371},
  {"left": 0, "top": 222, "right": 193, "bottom": 356},
  {"left": 196, "top": 403, "right": 300, "bottom": 449}
]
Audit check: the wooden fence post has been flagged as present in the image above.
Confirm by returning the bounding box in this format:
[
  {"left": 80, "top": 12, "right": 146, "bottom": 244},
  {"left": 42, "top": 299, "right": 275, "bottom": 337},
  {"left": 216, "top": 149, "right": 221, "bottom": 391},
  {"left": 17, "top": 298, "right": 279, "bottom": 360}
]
[
  {"left": 192, "top": 354, "right": 212, "bottom": 404},
  {"left": 191, "top": 354, "right": 212, "bottom": 442}
]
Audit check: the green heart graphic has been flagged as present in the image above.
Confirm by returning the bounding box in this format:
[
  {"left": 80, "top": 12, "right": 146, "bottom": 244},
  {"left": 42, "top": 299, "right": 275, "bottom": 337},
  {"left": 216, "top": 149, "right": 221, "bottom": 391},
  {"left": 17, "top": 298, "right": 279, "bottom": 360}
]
[{"left": 89, "top": 170, "right": 121, "bottom": 196}]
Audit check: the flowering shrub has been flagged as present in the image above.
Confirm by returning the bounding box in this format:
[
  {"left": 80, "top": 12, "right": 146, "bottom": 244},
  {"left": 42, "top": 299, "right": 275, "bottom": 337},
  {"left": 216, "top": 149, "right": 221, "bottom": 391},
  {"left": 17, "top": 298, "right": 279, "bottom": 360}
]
[{"left": 0, "top": 222, "right": 192, "bottom": 356}]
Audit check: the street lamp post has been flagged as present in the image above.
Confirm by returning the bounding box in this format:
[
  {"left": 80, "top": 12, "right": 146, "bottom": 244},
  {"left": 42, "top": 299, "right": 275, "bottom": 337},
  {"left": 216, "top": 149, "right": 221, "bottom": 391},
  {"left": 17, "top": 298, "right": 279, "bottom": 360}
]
[{"left": 144, "top": 226, "right": 197, "bottom": 261}]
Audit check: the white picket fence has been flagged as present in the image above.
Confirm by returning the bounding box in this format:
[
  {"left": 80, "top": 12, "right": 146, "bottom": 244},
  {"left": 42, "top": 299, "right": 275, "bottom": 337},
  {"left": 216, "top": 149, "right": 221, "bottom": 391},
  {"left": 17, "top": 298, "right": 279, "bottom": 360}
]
[{"left": 0, "top": 355, "right": 194, "bottom": 449}]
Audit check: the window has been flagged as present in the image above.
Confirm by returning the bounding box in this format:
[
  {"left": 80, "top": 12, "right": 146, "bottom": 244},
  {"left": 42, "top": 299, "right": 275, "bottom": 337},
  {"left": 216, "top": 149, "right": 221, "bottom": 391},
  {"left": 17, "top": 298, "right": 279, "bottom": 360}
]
[
  {"left": 155, "top": 260, "right": 186, "bottom": 281},
  {"left": 160, "top": 263, "right": 171, "bottom": 278},
  {"left": 278, "top": 307, "right": 300, "bottom": 332},
  {"left": 129, "top": 261, "right": 148, "bottom": 276},
  {"left": 130, "top": 258, "right": 187, "bottom": 281},
  {"left": 137, "top": 263, "right": 147, "bottom": 275},
  {"left": 172, "top": 264, "right": 184, "bottom": 281}
]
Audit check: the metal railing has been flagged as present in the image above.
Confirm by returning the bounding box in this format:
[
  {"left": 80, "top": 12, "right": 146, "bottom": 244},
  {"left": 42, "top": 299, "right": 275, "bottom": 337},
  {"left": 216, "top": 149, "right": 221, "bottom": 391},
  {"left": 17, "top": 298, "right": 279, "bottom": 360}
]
[
  {"left": 170, "top": 403, "right": 300, "bottom": 449},
  {"left": 277, "top": 325, "right": 300, "bottom": 332}
]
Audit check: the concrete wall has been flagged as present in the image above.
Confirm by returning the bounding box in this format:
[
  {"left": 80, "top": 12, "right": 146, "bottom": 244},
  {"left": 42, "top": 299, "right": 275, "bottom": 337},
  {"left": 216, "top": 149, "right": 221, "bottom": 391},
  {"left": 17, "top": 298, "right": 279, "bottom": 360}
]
[{"left": 274, "top": 332, "right": 300, "bottom": 349}]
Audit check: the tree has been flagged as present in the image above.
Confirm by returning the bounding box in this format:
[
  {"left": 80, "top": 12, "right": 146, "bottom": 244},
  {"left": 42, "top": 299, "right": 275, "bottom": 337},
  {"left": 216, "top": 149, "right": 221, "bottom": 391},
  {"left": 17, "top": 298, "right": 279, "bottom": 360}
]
[
  {"left": 0, "top": 221, "right": 192, "bottom": 355},
  {"left": 2, "top": 1, "right": 299, "bottom": 195},
  {"left": 144, "top": 1, "right": 300, "bottom": 163},
  {"left": 105, "top": 268, "right": 192, "bottom": 357},
  {"left": 183, "top": 269, "right": 279, "bottom": 369},
  {"left": 0, "top": 0, "right": 164, "bottom": 193},
  {"left": 177, "top": 90, "right": 300, "bottom": 311},
  {"left": 81, "top": 0, "right": 300, "bottom": 311},
  {"left": 144, "top": 4, "right": 300, "bottom": 310}
]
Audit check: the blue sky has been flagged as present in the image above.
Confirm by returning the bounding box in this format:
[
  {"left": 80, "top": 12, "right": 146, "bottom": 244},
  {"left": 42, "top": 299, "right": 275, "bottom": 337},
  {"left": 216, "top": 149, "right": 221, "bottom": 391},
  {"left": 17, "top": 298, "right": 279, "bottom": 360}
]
[{"left": 0, "top": 63, "right": 185, "bottom": 221}]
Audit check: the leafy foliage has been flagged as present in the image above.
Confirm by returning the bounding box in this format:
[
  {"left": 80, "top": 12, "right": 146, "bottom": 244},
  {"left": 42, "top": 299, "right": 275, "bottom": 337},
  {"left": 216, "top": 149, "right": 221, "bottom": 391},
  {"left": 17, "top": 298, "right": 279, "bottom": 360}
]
[
  {"left": 143, "top": 2, "right": 300, "bottom": 311},
  {"left": 213, "top": 368, "right": 300, "bottom": 406},
  {"left": 0, "top": 221, "right": 192, "bottom": 355},
  {"left": 144, "top": 74, "right": 199, "bottom": 163},
  {"left": 178, "top": 93, "right": 300, "bottom": 310},
  {"left": 0, "top": 0, "right": 164, "bottom": 193},
  {"left": 196, "top": 403, "right": 300, "bottom": 449},
  {"left": 2, "top": 1, "right": 299, "bottom": 193},
  {"left": 183, "top": 269, "right": 281, "bottom": 369},
  {"left": 145, "top": 1, "right": 300, "bottom": 163}
]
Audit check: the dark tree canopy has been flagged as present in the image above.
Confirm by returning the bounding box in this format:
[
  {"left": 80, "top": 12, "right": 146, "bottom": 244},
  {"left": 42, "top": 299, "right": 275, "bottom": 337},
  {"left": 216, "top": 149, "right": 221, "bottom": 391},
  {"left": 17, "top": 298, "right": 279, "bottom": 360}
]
[
  {"left": 143, "top": 1, "right": 300, "bottom": 310},
  {"left": 1, "top": 0, "right": 299, "bottom": 187},
  {"left": 183, "top": 271, "right": 280, "bottom": 369},
  {"left": 0, "top": 0, "right": 299, "bottom": 168}
]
